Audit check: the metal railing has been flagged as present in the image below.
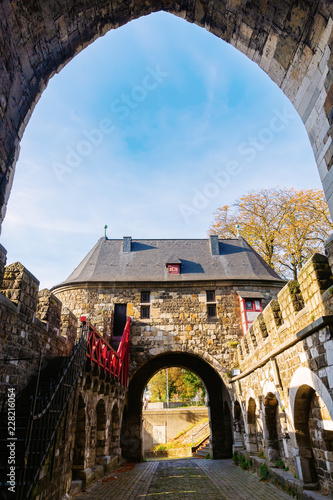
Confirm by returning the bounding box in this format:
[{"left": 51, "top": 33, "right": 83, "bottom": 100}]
[
  {"left": 85, "top": 317, "right": 131, "bottom": 387},
  {"left": 17, "top": 328, "right": 88, "bottom": 500},
  {"left": 191, "top": 421, "right": 210, "bottom": 447}
]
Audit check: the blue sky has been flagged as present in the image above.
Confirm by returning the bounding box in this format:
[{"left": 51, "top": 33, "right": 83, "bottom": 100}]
[{"left": 1, "top": 12, "right": 321, "bottom": 289}]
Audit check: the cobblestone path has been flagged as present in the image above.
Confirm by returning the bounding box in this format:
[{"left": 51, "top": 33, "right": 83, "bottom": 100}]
[{"left": 74, "top": 458, "right": 293, "bottom": 499}]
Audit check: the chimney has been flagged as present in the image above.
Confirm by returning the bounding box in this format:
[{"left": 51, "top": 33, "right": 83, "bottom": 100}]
[
  {"left": 209, "top": 235, "right": 220, "bottom": 255},
  {"left": 123, "top": 236, "right": 132, "bottom": 252}
]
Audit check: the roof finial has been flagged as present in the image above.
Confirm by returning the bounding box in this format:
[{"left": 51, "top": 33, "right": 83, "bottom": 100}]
[
  {"left": 236, "top": 224, "right": 240, "bottom": 237},
  {"left": 104, "top": 224, "right": 108, "bottom": 240}
]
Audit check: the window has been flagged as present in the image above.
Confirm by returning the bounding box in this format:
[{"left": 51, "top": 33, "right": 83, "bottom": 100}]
[
  {"left": 168, "top": 264, "right": 180, "bottom": 274},
  {"left": 206, "top": 290, "right": 217, "bottom": 318},
  {"left": 141, "top": 306, "right": 150, "bottom": 319},
  {"left": 245, "top": 300, "right": 262, "bottom": 312},
  {"left": 140, "top": 291, "right": 150, "bottom": 319},
  {"left": 141, "top": 291, "right": 150, "bottom": 303},
  {"left": 207, "top": 304, "right": 216, "bottom": 318},
  {"left": 206, "top": 291, "right": 215, "bottom": 302},
  {"left": 238, "top": 295, "right": 263, "bottom": 334}
]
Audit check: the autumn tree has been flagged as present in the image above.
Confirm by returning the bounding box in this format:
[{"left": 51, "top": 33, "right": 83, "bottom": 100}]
[
  {"left": 148, "top": 368, "right": 205, "bottom": 404},
  {"left": 209, "top": 188, "right": 333, "bottom": 280}
]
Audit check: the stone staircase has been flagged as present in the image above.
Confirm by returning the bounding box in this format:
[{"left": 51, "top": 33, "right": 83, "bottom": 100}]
[{"left": 192, "top": 437, "right": 211, "bottom": 458}]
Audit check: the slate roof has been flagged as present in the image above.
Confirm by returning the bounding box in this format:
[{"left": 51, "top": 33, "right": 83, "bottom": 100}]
[{"left": 54, "top": 237, "right": 284, "bottom": 287}]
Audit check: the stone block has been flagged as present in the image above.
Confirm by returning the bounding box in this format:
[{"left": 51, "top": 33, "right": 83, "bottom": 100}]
[{"left": 1, "top": 262, "right": 39, "bottom": 322}]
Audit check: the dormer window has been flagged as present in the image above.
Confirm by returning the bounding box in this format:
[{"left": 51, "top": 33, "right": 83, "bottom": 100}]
[
  {"left": 168, "top": 264, "right": 180, "bottom": 275},
  {"left": 166, "top": 257, "right": 181, "bottom": 275}
]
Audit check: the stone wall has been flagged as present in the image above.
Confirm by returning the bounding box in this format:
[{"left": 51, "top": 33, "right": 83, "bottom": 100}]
[
  {"left": 0, "top": 259, "right": 78, "bottom": 406},
  {"left": 142, "top": 406, "right": 209, "bottom": 453},
  {"left": 54, "top": 281, "right": 282, "bottom": 381},
  {"left": 231, "top": 252, "right": 333, "bottom": 494}
]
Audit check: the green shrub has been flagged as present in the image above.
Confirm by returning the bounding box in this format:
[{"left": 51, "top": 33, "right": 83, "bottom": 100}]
[
  {"left": 259, "top": 463, "right": 270, "bottom": 481},
  {"left": 205, "top": 452, "right": 211, "bottom": 459},
  {"left": 258, "top": 450, "right": 265, "bottom": 459},
  {"left": 233, "top": 451, "right": 240, "bottom": 465},
  {"left": 275, "top": 459, "right": 285, "bottom": 469}
]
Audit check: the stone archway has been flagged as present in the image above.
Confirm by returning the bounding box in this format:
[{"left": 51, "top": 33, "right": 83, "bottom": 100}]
[
  {"left": 0, "top": 2, "right": 333, "bottom": 224},
  {"left": 264, "top": 392, "right": 280, "bottom": 463},
  {"left": 73, "top": 395, "right": 86, "bottom": 477},
  {"left": 121, "top": 351, "right": 231, "bottom": 461}
]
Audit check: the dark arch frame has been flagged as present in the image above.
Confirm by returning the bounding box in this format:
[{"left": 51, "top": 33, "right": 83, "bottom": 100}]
[
  {"left": 294, "top": 384, "right": 318, "bottom": 484},
  {"left": 0, "top": 2, "right": 332, "bottom": 224},
  {"left": 122, "top": 352, "right": 232, "bottom": 461}
]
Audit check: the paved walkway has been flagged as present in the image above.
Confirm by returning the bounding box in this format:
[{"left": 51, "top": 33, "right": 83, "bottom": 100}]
[{"left": 73, "top": 458, "right": 293, "bottom": 499}]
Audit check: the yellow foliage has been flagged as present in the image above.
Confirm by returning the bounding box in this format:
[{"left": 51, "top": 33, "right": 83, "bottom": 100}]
[{"left": 209, "top": 187, "right": 333, "bottom": 279}]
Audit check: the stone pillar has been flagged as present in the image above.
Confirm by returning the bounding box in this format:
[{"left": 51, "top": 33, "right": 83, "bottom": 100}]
[
  {"left": 277, "top": 281, "right": 304, "bottom": 328},
  {"left": 262, "top": 300, "right": 282, "bottom": 338},
  {"left": 60, "top": 307, "right": 78, "bottom": 345},
  {"left": 1, "top": 262, "right": 39, "bottom": 322}
]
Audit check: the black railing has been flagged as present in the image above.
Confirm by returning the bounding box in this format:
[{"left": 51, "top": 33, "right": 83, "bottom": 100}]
[{"left": 17, "top": 328, "right": 88, "bottom": 500}]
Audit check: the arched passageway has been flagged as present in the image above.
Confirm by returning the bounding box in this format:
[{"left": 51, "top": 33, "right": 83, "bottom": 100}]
[
  {"left": 122, "top": 352, "right": 232, "bottom": 461},
  {"left": 0, "top": 1, "right": 333, "bottom": 223}
]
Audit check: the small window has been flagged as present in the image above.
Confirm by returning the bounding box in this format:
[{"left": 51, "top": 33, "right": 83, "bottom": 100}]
[
  {"left": 141, "top": 291, "right": 150, "bottom": 303},
  {"left": 254, "top": 300, "right": 261, "bottom": 311},
  {"left": 168, "top": 264, "right": 180, "bottom": 275},
  {"left": 141, "top": 305, "right": 150, "bottom": 319},
  {"left": 207, "top": 304, "right": 216, "bottom": 318},
  {"left": 206, "top": 291, "right": 215, "bottom": 302},
  {"left": 245, "top": 300, "right": 253, "bottom": 310}
]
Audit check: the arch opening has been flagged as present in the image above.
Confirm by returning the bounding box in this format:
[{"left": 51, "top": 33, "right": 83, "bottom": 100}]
[
  {"left": 110, "top": 404, "right": 121, "bottom": 457},
  {"left": 264, "top": 392, "right": 280, "bottom": 463},
  {"left": 121, "top": 352, "right": 232, "bottom": 461},
  {"left": 141, "top": 366, "right": 208, "bottom": 457},
  {"left": 96, "top": 399, "right": 107, "bottom": 461},
  {"left": 72, "top": 395, "right": 86, "bottom": 478},
  {"left": 294, "top": 385, "right": 318, "bottom": 484},
  {"left": 246, "top": 397, "right": 258, "bottom": 454},
  {"left": 233, "top": 400, "right": 245, "bottom": 452}
]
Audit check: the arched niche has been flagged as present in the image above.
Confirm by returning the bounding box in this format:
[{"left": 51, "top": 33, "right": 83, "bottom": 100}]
[
  {"left": 264, "top": 392, "right": 280, "bottom": 463},
  {"left": 96, "top": 399, "right": 107, "bottom": 461},
  {"left": 72, "top": 395, "right": 87, "bottom": 476}
]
